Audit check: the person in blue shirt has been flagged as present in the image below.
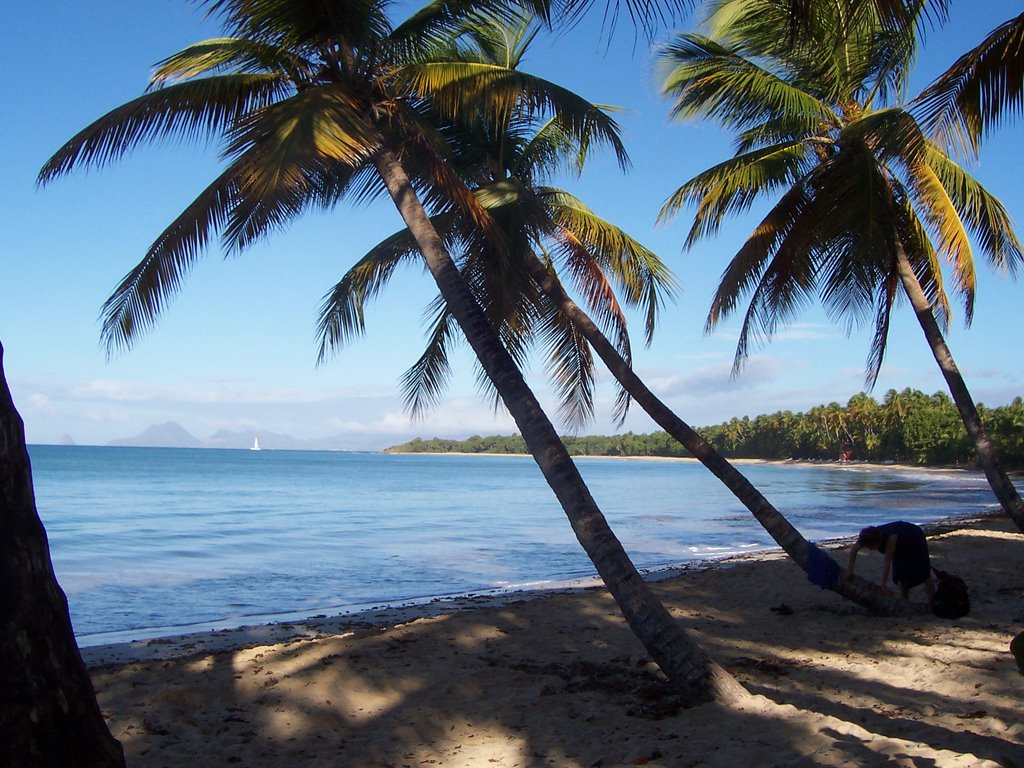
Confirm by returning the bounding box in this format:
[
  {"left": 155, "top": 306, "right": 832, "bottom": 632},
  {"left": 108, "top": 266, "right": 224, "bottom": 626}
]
[{"left": 845, "top": 521, "right": 936, "bottom": 601}]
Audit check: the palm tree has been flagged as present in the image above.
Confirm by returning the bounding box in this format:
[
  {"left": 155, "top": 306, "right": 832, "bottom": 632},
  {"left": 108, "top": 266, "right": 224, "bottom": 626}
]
[
  {"left": 324, "top": 8, "right": 908, "bottom": 613},
  {"left": 0, "top": 341, "right": 126, "bottom": 767},
  {"left": 38, "top": 0, "right": 743, "bottom": 703},
  {"left": 658, "top": 0, "right": 1024, "bottom": 533},
  {"left": 846, "top": 391, "right": 881, "bottom": 456}
]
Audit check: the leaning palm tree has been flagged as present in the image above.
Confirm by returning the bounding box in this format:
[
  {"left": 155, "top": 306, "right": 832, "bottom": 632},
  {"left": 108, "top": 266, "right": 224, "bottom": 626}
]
[
  {"left": 38, "top": 0, "right": 744, "bottom": 703},
  {"left": 323, "top": 8, "right": 911, "bottom": 613},
  {"left": 658, "top": 0, "right": 1024, "bottom": 533}
]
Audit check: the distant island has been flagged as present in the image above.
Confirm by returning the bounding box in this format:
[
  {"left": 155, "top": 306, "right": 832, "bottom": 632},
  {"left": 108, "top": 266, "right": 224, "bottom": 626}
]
[
  {"left": 104, "top": 421, "right": 376, "bottom": 452},
  {"left": 387, "top": 388, "right": 1024, "bottom": 468},
  {"left": 108, "top": 421, "right": 203, "bottom": 448}
]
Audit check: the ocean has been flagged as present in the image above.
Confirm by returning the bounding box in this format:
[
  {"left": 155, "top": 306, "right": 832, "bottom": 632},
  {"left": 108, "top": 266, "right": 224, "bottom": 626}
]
[{"left": 27, "top": 445, "right": 996, "bottom": 647}]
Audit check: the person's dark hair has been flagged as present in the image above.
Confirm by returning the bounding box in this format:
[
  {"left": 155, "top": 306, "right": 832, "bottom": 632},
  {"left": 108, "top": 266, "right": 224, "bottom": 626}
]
[{"left": 857, "top": 526, "right": 883, "bottom": 550}]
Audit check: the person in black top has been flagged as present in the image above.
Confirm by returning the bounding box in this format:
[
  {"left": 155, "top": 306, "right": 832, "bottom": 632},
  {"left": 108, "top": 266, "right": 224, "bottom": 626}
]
[{"left": 845, "top": 521, "right": 936, "bottom": 600}]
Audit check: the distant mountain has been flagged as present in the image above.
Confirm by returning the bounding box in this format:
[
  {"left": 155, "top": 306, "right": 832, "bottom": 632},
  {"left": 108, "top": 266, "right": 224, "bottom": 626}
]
[
  {"left": 58, "top": 434, "right": 76, "bottom": 446},
  {"left": 107, "top": 421, "right": 203, "bottom": 448},
  {"left": 108, "top": 422, "right": 401, "bottom": 451},
  {"left": 205, "top": 429, "right": 308, "bottom": 451}
]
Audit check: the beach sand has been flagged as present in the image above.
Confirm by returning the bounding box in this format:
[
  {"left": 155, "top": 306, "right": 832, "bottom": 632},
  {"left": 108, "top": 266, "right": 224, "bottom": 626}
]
[{"left": 83, "top": 515, "right": 1024, "bottom": 767}]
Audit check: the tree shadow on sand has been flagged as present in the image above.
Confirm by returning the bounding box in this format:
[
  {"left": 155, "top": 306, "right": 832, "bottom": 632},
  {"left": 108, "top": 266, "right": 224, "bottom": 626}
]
[{"left": 87, "top": 518, "right": 1023, "bottom": 767}]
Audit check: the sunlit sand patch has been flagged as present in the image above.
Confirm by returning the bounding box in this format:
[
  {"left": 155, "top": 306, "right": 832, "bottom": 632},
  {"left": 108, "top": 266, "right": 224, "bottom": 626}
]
[
  {"left": 185, "top": 655, "right": 217, "bottom": 674},
  {"left": 401, "top": 726, "right": 535, "bottom": 767}
]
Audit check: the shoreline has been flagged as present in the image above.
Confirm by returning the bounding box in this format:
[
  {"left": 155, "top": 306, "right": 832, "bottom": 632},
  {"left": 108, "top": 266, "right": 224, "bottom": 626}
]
[
  {"left": 86, "top": 512, "right": 1024, "bottom": 767},
  {"left": 79, "top": 508, "right": 1000, "bottom": 669},
  {"left": 79, "top": 549, "right": 771, "bottom": 667},
  {"left": 60, "top": 453, "right": 997, "bottom": 664},
  {"left": 390, "top": 450, "right": 992, "bottom": 473}
]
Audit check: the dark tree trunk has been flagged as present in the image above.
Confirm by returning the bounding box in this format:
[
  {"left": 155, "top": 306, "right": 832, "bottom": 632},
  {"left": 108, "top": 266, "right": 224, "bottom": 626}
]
[
  {"left": 895, "top": 247, "right": 1024, "bottom": 533},
  {"left": 524, "top": 252, "right": 913, "bottom": 615},
  {"left": 0, "top": 341, "right": 126, "bottom": 768},
  {"left": 372, "top": 150, "right": 748, "bottom": 705}
]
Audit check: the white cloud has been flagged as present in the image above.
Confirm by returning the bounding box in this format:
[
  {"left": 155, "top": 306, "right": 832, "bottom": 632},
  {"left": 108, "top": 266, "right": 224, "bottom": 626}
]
[
  {"left": 772, "top": 323, "right": 836, "bottom": 342},
  {"left": 639, "top": 355, "right": 786, "bottom": 399},
  {"left": 29, "top": 375, "right": 391, "bottom": 409},
  {"left": 965, "top": 367, "right": 1024, "bottom": 383},
  {"left": 72, "top": 380, "right": 157, "bottom": 402},
  {"left": 704, "top": 321, "right": 836, "bottom": 348},
  {"left": 27, "top": 392, "right": 54, "bottom": 415}
]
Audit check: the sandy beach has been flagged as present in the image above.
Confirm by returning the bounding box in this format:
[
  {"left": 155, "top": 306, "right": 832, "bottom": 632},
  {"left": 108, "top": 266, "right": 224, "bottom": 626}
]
[{"left": 83, "top": 514, "right": 1023, "bottom": 767}]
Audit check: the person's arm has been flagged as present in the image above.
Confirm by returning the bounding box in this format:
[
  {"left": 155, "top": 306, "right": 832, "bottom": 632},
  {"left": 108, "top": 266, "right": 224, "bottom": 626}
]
[
  {"left": 879, "top": 534, "right": 897, "bottom": 593},
  {"left": 844, "top": 541, "right": 861, "bottom": 581}
]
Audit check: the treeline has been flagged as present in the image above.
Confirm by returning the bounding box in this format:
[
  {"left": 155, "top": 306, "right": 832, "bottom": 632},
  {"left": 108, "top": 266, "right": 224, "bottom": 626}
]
[{"left": 387, "top": 388, "right": 1024, "bottom": 467}]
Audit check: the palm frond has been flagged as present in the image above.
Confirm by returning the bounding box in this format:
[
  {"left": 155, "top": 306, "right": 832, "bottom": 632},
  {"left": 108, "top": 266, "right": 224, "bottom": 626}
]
[
  {"left": 317, "top": 227, "right": 430, "bottom": 361},
  {"left": 862, "top": 267, "right": 898, "bottom": 389},
  {"left": 515, "top": 115, "right": 585, "bottom": 178},
  {"left": 98, "top": 162, "right": 246, "bottom": 354},
  {"left": 704, "top": 180, "right": 812, "bottom": 333},
  {"left": 462, "top": 229, "right": 542, "bottom": 368},
  {"left": 523, "top": 0, "right": 691, "bottom": 42},
  {"left": 400, "top": 118, "right": 510, "bottom": 249},
  {"left": 150, "top": 37, "right": 312, "bottom": 84},
  {"left": 517, "top": 107, "right": 630, "bottom": 179},
  {"left": 201, "top": 0, "right": 392, "bottom": 50},
  {"left": 396, "top": 62, "right": 629, "bottom": 168},
  {"left": 842, "top": 106, "right": 928, "bottom": 167},
  {"left": 703, "top": 0, "right": 924, "bottom": 105},
  {"left": 660, "top": 141, "right": 810, "bottom": 246},
  {"left": 544, "top": 188, "right": 677, "bottom": 344},
  {"left": 698, "top": 99, "right": 917, "bottom": 357},
  {"left": 807, "top": 142, "right": 903, "bottom": 329},
  {"left": 922, "top": 145, "right": 1024, "bottom": 278},
  {"left": 393, "top": 0, "right": 530, "bottom": 50},
  {"left": 856, "top": 6, "right": 920, "bottom": 106},
  {"left": 451, "top": 5, "right": 539, "bottom": 68},
  {"left": 226, "top": 85, "right": 379, "bottom": 170},
  {"left": 548, "top": 224, "right": 632, "bottom": 363},
  {"left": 903, "top": 155, "right": 975, "bottom": 320},
  {"left": 914, "top": 11, "right": 1024, "bottom": 155},
  {"left": 223, "top": 151, "right": 364, "bottom": 252},
  {"left": 38, "top": 74, "right": 288, "bottom": 183},
  {"left": 536, "top": 290, "right": 596, "bottom": 430},
  {"left": 400, "top": 297, "right": 459, "bottom": 419},
  {"left": 658, "top": 32, "right": 837, "bottom": 135},
  {"left": 529, "top": 250, "right": 633, "bottom": 425},
  {"left": 895, "top": 199, "right": 951, "bottom": 330},
  {"left": 725, "top": 219, "right": 819, "bottom": 375},
  {"left": 214, "top": 86, "right": 381, "bottom": 250}
]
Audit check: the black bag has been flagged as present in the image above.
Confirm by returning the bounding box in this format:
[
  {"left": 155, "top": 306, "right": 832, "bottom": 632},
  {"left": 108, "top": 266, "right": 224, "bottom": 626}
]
[{"left": 931, "top": 568, "right": 970, "bottom": 619}]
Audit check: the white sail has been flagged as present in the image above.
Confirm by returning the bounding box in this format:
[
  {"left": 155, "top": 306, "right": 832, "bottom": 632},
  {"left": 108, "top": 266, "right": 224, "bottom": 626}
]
[{"left": 251, "top": 437, "right": 261, "bottom": 451}]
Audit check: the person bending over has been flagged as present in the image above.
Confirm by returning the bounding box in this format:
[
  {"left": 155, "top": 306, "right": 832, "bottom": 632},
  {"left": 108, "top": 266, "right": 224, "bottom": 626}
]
[{"left": 845, "top": 521, "right": 936, "bottom": 601}]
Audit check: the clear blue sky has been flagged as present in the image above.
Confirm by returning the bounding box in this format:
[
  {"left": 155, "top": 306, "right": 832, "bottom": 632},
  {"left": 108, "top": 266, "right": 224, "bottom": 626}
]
[{"left": 2, "top": 0, "right": 1021, "bottom": 449}]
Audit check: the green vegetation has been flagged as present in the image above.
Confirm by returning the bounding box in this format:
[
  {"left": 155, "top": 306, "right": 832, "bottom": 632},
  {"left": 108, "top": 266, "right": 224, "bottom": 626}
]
[
  {"left": 388, "top": 389, "right": 1024, "bottom": 467},
  {"left": 656, "top": 1, "right": 1024, "bottom": 526}
]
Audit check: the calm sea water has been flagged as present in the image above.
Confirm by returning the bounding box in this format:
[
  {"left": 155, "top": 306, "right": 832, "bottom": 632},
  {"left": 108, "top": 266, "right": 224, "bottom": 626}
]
[{"left": 28, "top": 445, "right": 995, "bottom": 646}]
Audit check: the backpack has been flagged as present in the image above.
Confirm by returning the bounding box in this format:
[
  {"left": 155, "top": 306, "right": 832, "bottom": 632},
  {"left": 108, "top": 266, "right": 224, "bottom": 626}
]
[{"left": 931, "top": 568, "right": 970, "bottom": 619}]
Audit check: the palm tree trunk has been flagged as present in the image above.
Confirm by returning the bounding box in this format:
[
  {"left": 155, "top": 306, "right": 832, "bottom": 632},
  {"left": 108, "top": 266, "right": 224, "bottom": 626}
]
[
  {"left": 371, "top": 149, "right": 748, "bottom": 705},
  {"left": 0, "top": 341, "right": 126, "bottom": 768},
  {"left": 524, "top": 252, "right": 915, "bottom": 614},
  {"left": 895, "top": 245, "right": 1024, "bottom": 533}
]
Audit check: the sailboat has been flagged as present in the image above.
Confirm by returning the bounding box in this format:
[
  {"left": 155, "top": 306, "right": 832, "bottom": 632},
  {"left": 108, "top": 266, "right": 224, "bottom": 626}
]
[{"left": 250, "top": 437, "right": 261, "bottom": 451}]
